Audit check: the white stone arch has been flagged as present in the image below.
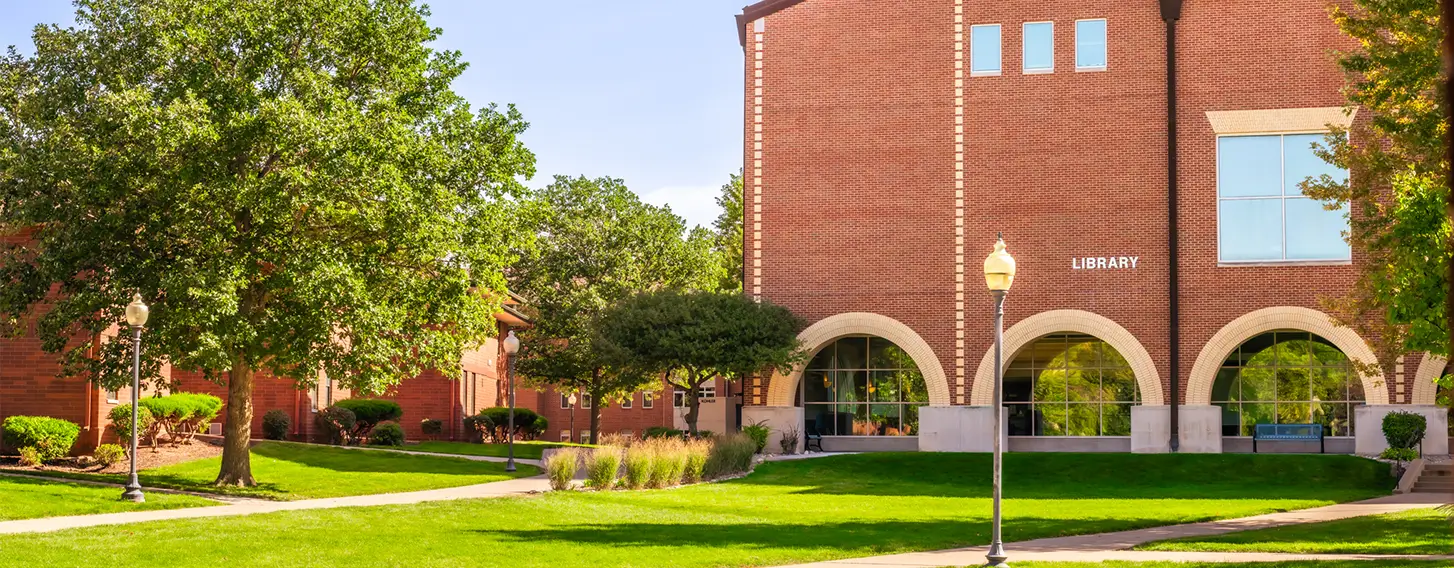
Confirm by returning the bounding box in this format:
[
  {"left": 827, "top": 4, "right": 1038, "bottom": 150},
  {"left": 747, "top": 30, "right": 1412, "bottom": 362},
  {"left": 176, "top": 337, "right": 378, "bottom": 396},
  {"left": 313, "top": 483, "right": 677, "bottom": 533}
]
[
  {"left": 969, "top": 310, "right": 1164, "bottom": 406},
  {"left": 765, "top": 313, "right": 951, "bottom": 407},
  {"left": 1186, "top": 306, "right": 1388, "bottom": 406},
  {"left": 1412, "top": 354, "right": 1445, "bottom": 406}
]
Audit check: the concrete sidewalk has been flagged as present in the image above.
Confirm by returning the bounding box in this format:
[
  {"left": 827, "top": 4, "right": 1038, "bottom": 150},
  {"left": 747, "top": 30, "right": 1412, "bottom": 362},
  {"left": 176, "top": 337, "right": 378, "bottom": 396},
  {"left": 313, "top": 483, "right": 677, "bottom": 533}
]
[{"left": 777, "top": 492, "right": 1449, "bottom": 567}]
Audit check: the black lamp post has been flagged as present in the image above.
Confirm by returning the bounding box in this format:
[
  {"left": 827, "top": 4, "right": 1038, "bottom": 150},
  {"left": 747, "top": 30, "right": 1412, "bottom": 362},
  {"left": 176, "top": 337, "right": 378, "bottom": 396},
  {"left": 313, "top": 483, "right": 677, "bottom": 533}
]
[
  {"left": 983, "top": 235, "right": 1016, "bottom": 567},
  {"left": 121, "top": 294, "right": 149, "bottom": 503},
  {"left": 503, "top": 330, "right": 520, "bottom": 472}
]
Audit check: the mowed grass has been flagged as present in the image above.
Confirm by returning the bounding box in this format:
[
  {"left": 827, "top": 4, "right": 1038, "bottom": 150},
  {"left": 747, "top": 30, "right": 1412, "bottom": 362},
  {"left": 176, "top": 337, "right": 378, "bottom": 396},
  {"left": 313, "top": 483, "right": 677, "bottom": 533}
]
[
  {"left": 1017, "top": 562, "right": 1451, "bottom": 568},
  {"left": 0, "top": 453, "right": 1396, "bottom": 568},
  {"left": 21, "top": 442, "right": 537, "bottom": 501},
  {"left": 404, "top": 440, "right": 593, "bottom": 460},
  {"left": 0, "top": 475, "right": 218, "bottom": 521},
  {"left": 1136, "top": 507, "right": 1453, "bottom": 555}
]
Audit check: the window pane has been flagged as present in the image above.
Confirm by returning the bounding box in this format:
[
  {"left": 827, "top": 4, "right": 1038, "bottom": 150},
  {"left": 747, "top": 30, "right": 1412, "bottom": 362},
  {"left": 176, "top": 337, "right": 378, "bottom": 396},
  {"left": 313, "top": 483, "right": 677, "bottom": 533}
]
[
  {"left": 807, "top": 344, "right": 835, "bottom": 370},
  {"left": 901, "top": 370, "right": 929, "bottom": 403},
  {"left": 1218, "top": 403, "right": 1242, "bottom": 437},
  {"left": 1035, "top": 368, "right": 1070, "bottom": 402},
  {"left": 1066, "top": 404, "right": 1099, "bottom": 436},
  {"left": 1075, "top": 19, "right": 1107, "bottom": 68},
  {"left": 971, "top": 25, "right": 1002, "bottom": 73},
  {"left": 1023, "top": 22, "right": 1053, "bottom": 71},
  {"left": 834, "top": 338, "right": 867, "bottom": 370},
  {"left": 1007, "top": 404, "right": 1034, "bottom": 436},
  {"left": 1219, "top": 198, "right": 1284, "bottom": 261},
  {"left": 804, "top": 371, "right": 834, "bottom": 403},
  {"left": 1285, "top": 198, "right": 1350, "bottom": 260},
  {"left": 904, "top": 404, "right": 924, "bottom": 436},
  {"left": 1103, "top": 404, "right": 1132, "bottom": 436},
  {"left": 1103, "top": 368, "right": 1137, "bottom": 403},
  {"left": 871, "top": 405, "right": 904, "bottom": 435},
  {"left": 836, "top": 370, "right": 866, "bottom": 402},
  {"left": 849, "top": 405, "right": 873, "bottom": 435},
  {"left": 1284, "top": 134, "right": 1347, "bottom": 196},
  {"left": 869, "top": 371, "right": 898, "bottom": 402},
  {"left": 1218, "top": 136, "right": 1283, "bottom": 197},
  {"left": 1312, "top": 367, "right": 1348, "bottom": 402},
  {"left": 1211, "top": 368, "right": 1239, "bottom": 402},
  {"left": 1037, "top": 403, "right": 1069, "bottom": 435},
  {"left": 805, "top": 404, "right": 835, "bottom": 436},
  {"left": 1240, "top": 368, "right": 1275, "bottom": 401},
  {"left": 1241, "top": 403, "right": 1276, "bottom": 436},
  {"left": 870, "top": 337, "right": 910, "bottom": 368}
]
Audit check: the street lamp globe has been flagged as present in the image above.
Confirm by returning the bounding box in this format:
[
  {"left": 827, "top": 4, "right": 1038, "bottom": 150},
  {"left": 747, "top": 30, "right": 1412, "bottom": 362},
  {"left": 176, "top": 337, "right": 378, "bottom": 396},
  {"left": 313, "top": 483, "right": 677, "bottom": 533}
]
[
  {"left": 567, "top": 393, "right": 577, "bottom": 406},
  {"left": 983, "top": 235, "right": 1016, "bottom": 292},
  {"left": 503, "top": 330, "right": 520, "bottom": 355},
  {"left": 125, "top": 294, "right": 150, "bottom": 328}
]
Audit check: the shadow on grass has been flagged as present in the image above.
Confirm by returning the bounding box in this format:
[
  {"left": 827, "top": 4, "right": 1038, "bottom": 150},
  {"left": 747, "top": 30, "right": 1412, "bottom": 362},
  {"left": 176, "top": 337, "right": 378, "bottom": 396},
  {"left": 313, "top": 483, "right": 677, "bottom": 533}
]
[
  {"left": 242, "top": 442, "right": 519, "bottom": 476},
  {"left": 733, "top": 453, "right": 1394, "bottom": 500}
]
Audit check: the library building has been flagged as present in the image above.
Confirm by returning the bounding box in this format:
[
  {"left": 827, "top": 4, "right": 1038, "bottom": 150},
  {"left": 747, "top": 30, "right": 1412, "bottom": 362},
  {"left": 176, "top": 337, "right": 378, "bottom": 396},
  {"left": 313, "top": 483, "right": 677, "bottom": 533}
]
[{"left": 732, "top": 0, "right": 1450, "bottom": 455}]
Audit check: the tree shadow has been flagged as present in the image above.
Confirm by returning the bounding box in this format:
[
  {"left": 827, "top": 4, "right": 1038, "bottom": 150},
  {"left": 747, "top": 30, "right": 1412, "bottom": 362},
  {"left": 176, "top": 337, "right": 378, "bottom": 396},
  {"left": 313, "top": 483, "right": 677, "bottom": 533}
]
[{"left": 245, "top": 442, "right": 520, "bottom": 476}]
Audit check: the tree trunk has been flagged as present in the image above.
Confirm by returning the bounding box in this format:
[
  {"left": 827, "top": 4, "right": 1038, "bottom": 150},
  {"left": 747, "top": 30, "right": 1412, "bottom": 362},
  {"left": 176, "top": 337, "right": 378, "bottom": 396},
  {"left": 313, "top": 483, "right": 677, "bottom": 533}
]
[
  {"left": 216, "top": 359, "right": 256, "bottom": 487},
  {"left": 588, "top": 386, "right": 602, "bottom": 445},
  {"left": 1446, "top": 0, "right": 1454, "bottom": 360},
  {"left": 684, "top": 379, "right": 703, "bottom": 435}
]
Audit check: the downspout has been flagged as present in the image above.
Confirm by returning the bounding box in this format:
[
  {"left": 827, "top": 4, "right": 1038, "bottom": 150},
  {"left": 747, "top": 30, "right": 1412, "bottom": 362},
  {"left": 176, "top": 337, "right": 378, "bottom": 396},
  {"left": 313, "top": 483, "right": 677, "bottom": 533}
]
[{"left": 1160, "top": 0, "right": 1184, "bottom": 452}]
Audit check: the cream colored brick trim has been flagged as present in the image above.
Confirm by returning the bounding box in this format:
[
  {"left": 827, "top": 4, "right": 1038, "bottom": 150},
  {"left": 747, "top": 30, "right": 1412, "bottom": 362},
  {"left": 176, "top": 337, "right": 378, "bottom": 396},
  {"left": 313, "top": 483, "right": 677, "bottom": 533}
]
[
  {"left": 765, "top": 313, "right": 951, "bottom": 407},
  {"left": 1186, "top": 306, "right": 1388, "bottom": 405},
  {"left": 1412, "top": 354, "right": 1445, "bottom": 406},
  {"left": 969, "top": 310, "right": 1164, "bottom": 406},
  {"left": 1205, "top": 107, "right": 1356, "bottom": 135}
]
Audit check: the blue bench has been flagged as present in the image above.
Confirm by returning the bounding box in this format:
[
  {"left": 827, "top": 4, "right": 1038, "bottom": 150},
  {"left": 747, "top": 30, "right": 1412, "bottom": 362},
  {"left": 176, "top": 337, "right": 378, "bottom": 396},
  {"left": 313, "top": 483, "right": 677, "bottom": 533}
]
[{"left": 1253, "top": 423, "right": 1324, "bottom": 454}]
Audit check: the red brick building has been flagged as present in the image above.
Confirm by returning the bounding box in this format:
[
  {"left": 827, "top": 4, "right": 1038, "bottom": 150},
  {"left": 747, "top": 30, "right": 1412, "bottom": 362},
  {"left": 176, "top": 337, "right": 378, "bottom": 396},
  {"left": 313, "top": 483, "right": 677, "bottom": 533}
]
[{"left": 734, "top": 0, "right": 1447, "bottom": 454}]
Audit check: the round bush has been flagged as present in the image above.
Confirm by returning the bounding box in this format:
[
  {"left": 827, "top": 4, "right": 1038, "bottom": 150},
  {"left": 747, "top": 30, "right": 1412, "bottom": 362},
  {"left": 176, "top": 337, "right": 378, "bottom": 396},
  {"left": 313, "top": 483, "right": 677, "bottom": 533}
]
[
  {"left": 315, "top": 406, "right": 358, "bottom": 445},
  {"left": 2, "top": 416, "right": 80, "bottom": 462},
  {"left": 1382, "top": 411, "right": 1428, "bottom": 450},
  {"left": 93, "top": 443, "right": 126, "bottom": 467},
  {"left": 420, "top": 418, "right": 444, "bottom": 437},
  {"left": 368, "top": 421, "right": 406, "bottom": 447},
  {"left": 262, "top": 409, "right": 291, "bottom": 441},
  {"left": 467, "top": 407, "right": 543, "bottom": 442},
  {"left": 335, "top": 399, "right": 404, "bottom": 424},
  {"left": 107, "top": 404, "right": 155, "bottom": 445}
]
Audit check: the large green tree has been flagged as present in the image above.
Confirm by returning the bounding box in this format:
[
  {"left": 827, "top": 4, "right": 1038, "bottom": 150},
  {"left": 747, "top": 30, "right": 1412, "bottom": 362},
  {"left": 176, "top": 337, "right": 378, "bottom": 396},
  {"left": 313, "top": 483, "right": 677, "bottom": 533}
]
[
  {"left": 510, "top": 176, "right": 719, "bottom": 443},
  {"left": 1305, "top": 0, "right": 1449, "bottom": 368},
  {"left": 0, "top": 0, "right": 534, "bottom": 486},
  {"left": 597, "top": 289, "right": 802, "bottom": 434},
  {"left": 712, "top": 172, "right": 744, "bottom": 291}
]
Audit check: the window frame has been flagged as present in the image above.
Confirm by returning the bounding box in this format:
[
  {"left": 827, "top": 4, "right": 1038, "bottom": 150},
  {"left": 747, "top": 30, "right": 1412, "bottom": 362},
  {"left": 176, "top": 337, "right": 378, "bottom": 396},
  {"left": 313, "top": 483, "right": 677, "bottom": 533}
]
[
  {"left": 560, "top": 393, "right": 571, "bottom": 409},
  {"left": 1022, "top": 21, "right": 1054, "bottom": 74},
  {"left": 1215, "top": 131, "right": 1352, "bottom": 266},
  {"left": 621, "top": 393, "right": 633, "bottom": 409},
  {"left": 643, "top": 392, "right": 655, "bottom": 409},
  {"left": 969, "top": 24, "right": 1003, "bottom": 77},
  {"left": 1074, "top": 18, "right": 1108, "bottom": 72}
]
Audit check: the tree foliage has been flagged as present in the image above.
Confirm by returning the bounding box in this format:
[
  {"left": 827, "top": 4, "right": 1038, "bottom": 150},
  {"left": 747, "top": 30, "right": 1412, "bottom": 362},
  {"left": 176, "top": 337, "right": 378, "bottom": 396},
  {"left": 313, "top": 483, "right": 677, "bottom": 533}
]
[
  {"left": 712, "top": 172, "right": 744, "bottom": 291},
  {"left": 1305, "top": 0, "right": 1449, "bottom": 368},
  {"left": 597, "top": 289, "right": 803, "bottom": 434},
  {"left": 509, "top": 176, "right": 719, "bottom": 443},
  {"left": 0, "top": 0, "right": 535, "bottom": 485}
]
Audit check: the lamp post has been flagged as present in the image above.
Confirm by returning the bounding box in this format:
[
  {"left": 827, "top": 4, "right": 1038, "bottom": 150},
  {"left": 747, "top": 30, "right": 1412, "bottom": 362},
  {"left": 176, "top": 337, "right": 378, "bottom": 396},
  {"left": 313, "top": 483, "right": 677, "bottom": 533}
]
[
  {"left": 983, "top": 234, "right": 1016, "bottom": 567},
  {"left": 503, "top": 330, "right": 520, "bottom": 472},
  {"left": 121, "top": 294, "right": 149, "bottom": 503},
  {"left": 568, "top": 393, "right": 578, "bottom": 443}
]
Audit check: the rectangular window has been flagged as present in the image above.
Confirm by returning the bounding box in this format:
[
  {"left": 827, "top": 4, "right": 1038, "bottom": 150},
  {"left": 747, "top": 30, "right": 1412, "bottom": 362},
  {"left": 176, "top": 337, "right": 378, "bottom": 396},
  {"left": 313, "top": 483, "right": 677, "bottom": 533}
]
[
  {"left": 1022, "top": 22, "right": 1053, "bottom": 73},
  {"left": 1217, "top": 133, "right": 1351, "bottom": 263},
  {"left": 1075, "top": 19, "right": 1107, "bottom": 70},
  {"left": 560, "top": 430, "right": 571, "bottom": 442},
  {"left": 579, "top": 430, "right": 590, "bottom": 442},
  {"left": 673, "top": 389, "right": 687, "bottom": 408},
  {"left": 643, "top": 392, "right": 654, "bottom": 409},
  {"left": 970, "top": 24, "right": 1002, "bottom": 76},
  {"left": 560, "top": 393, "right": 571, "bottom": 409},
  {"left": 698, "top": 384, "right": 717, "bottom": 399},
  {"left": 105, "top": 389, "right": 121, "bottom": 404},
  {"left": 621, "top": 394, "right": 633, "bottom": 409},
  {"left": 581, "top": 393, "right": 592, "bottom": 409}
]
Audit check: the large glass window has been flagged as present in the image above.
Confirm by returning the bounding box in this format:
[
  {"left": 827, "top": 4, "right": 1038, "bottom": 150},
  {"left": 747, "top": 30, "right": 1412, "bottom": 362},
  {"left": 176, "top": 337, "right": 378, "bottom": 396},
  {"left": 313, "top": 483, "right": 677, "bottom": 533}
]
[
  {"left": 971, "top": 24, "right": 1002, "bottom": 76},
  {"left": 1212, "top": 331, "right": 1363, "bottom": 437},
  {"left": 1218, "top": 134, "right": 1351, "bottom": 262},
  {"left": 1023, "top": 22, "right": 1054, "bottom": 73},
  {"left": 801, "top": 337, "right": 928, "bottom": 436},
  {"left": 1075, "top": 19, "right": 1107, "bottom": 70},
  {"left": 1004, "top": 334, "right": 1139, "bottom": 436}
]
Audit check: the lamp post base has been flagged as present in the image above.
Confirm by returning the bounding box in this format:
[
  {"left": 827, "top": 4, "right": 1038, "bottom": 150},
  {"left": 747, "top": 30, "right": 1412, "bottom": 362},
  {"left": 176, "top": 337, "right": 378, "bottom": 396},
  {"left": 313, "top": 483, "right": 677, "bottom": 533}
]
[
  {"left": 505, "top": 461, "right": 517, "bottom": 473},
  {"left": 121, "top": 476, "right": 145, "bottom": 503},
  {"left": 985, "top": 541, "right": 1008, "bottom": 566}
]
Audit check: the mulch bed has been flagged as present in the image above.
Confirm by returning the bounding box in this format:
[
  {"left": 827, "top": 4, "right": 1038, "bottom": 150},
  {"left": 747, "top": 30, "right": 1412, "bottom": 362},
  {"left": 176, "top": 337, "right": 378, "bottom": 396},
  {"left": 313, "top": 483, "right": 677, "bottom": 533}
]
[{"left": 0, "top": 439, "right": 223, "bottom": 476}]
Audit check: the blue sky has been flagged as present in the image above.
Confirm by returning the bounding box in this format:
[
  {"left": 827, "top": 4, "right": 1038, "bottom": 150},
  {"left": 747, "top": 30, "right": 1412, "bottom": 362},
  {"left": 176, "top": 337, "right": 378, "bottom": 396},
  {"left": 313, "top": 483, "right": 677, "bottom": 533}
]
[{"left": 0, "top": 1, "right": 747, "bottom": 230}]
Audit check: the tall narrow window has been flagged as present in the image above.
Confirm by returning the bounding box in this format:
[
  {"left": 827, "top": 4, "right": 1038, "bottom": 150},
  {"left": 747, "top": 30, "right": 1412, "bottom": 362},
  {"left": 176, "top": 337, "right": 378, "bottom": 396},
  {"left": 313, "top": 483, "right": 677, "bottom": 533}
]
[
  {"left": 643, "top": 392, "right": 655, "bottom": 409},
  {"left": 970, "top": 24, "right": 1002, "bottom": 76},
  {"left": 1075, "top": 19, "right": 1107, "bottom": 70},
  {"left": 621, "top": 394, "right": 633, "bottom": 409},
  {"left": 1217, "top": 133, "right": 1350, "bottom": 262},
  {"left": 1022, "top": 22, "right": 1054, "bottom": 73}
]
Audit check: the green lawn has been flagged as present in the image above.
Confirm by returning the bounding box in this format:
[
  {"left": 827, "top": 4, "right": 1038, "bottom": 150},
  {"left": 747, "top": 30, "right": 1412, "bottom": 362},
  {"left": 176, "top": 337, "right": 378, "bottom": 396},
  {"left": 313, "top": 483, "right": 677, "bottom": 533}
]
[
  {"left": 1016, "top": 562, "right": 1451, "bottom": 568},
  {"left": 0, "top": 453, "right": 1398, "bottom": 567},
  {"left": 21, "top": 442, "right": 537, "bottom": 501},
  {"left": 1135, "top": 507, "right": 1453, "bottom": 555},
  {"left": 0, "top": 475, "right": 217, "bottom": 521},
  {"left": 403, "top": 440, "right": 593, "bottom": 460}
]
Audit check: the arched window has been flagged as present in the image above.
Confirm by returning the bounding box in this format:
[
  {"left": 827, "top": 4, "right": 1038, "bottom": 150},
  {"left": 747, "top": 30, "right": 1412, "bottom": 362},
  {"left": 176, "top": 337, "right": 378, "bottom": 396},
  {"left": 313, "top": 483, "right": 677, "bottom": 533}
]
[
  {"left": 1004, "top": 334, "right": 1139, "bottom": 436},
  {"left": 1212, "top": 331, "right": 1363, "bottom": 437},
  {"left": 800, "top": 337, "right": 928, "bottom": 436}
]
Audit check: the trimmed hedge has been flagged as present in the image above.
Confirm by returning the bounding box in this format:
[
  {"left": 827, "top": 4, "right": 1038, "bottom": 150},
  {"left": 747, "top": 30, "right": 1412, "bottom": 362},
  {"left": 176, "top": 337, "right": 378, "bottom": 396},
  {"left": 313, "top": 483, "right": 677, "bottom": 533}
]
[
  {"left": 368, "top": 421, "right": 406, "bottom": 447},
  {"left": 262, "top": 410, "right": 291, "bottom": 441},
  {"left": 466, "top": 407, "right": 547, "bottom": 443},
  {"left": 107, "top": 404, "right": 157, "bottom": 447},
  {"left": 335, "top": 399, "right": 403, "bottom": 439},
  {"left": 138, "top": 393, "right": 223, "bottom": 445},
  {"left": 2, "top": 416, "right": 80, "bottom": 462},
  {"left": 1382, "top": 411, "right": 1428, "bottom": 450},
  {"left": 315, "top": 406, "right": 357, "bottom": 445}
]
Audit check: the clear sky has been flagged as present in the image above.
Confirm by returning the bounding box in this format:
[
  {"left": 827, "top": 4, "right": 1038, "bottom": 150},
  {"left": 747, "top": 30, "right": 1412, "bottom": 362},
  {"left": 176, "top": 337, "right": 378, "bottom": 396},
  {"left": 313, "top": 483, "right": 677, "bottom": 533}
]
[{"left": 0, "top": 0, "right": 747, "bottom": 230}]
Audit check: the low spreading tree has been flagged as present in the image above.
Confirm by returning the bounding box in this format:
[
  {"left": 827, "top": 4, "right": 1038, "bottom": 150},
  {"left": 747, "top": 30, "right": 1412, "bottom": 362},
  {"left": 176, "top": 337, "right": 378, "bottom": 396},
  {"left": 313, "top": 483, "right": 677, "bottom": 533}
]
[
  {"left": 597, "top": 289, "right": 803, "bottom": 434},
  {"left": 0, "top": 0, "right": 534, "bottom": 486}
]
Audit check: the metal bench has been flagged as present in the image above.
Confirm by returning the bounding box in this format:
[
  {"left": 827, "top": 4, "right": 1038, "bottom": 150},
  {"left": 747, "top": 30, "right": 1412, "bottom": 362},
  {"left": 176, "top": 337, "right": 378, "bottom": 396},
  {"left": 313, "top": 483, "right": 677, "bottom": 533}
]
[{"left": 1253, "top": 423, "right": 1324, "bottom": 454}]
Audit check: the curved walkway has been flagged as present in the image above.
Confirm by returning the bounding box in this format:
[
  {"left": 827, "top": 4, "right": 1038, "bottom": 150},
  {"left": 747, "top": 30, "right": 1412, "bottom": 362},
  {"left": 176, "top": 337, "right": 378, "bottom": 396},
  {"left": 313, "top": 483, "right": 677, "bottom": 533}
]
[{"left": 776, "top": 492, "right": 1450, "bottom": 567}]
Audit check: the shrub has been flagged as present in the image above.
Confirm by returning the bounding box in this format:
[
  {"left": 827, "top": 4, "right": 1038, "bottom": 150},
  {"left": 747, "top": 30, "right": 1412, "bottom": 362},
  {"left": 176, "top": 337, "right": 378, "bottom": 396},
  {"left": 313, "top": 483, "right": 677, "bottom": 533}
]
[
  {"left": 779, "top": 426, "right": 800, "bottom": 455},
  {"left": 704, "top": 433, "right": 757, "bottom": 479},
  {"left": 1381, "top": 447, "right": 1419, "bottom": 462},
  {"left": 531, "top": 415, "right": 550, "bottom": 439},
  {"left": 368, "top": 421, "right": 406, "bottom": 447},
  {"left": 623, "top": 445, "right": 654, "bottom": 489},
  {"left": 742, "top": 420, "right": 771, "bottom": 454},
  {"left": 1382, "top": 411, "right": 1428, "bottom": 450},
  {"left": 648, "top": 439, "right": 688, "bottom": 488},
  {"left": 420, "top": 418, "right": 444, "bottom": 439},
  {"left": 262, "top": 410, "right": 291, "bottom": 441},
  {"left": 599, "top": 433, "right": 636, "bottom": 447},
  {"left": 139, "top": 393, "right": 223, "bottom": 445},
  {"left": 466, "top": 407, "right": 543, "bottom": 443},
  {"left": 683, "top": 440, "right": 710, "bottom": 484},
  {"left": 644, "top": 426, "right": 683, "bottom": 440},
  {"left": 315, "top": 406, "right": 358, "bottom": 445},
  {"left": 585, "top": 446, "right": 622, "bottom": 490},
  {"left": 107, "top": 404, "right": 158, "bottom": 447},
  {"left": 335, "top": 399, "right": 404, "bottom": 439},
  {"left": 93, "top": 444, "right": 126, "bottom": 467},
  {"left": 544, "top": 448, "right": 581, "bottom": 491},
  {"left": 2, "top": 416, "right": 80, "bottom": 462},
  {"left": 17, "top": 447, "right": 41, "bottom": 467},
  {"left": 695, "top": 430, "right": 715, "bottom": 439}
]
